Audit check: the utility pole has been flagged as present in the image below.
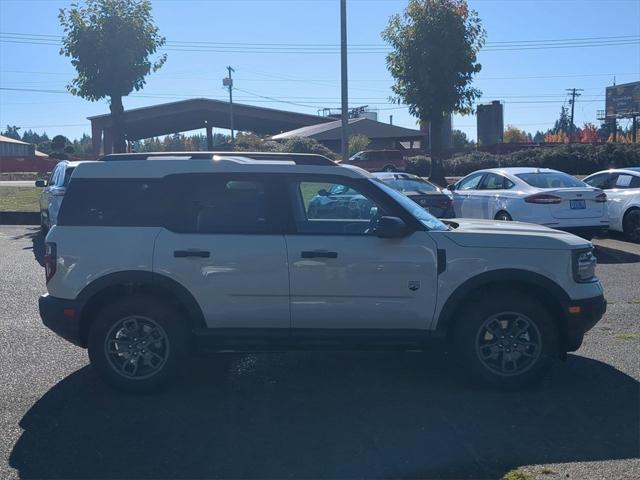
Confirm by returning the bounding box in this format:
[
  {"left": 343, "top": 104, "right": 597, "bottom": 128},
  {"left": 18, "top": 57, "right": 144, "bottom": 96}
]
[
  {"left": 340, "top": 0, "right": 349, "bottom": 162},
  {"left": 223, "top": 66, "right": 235, "bottom": 145},
  {"left": 566, "top": 88, "right": 583, "bottom": 143}
]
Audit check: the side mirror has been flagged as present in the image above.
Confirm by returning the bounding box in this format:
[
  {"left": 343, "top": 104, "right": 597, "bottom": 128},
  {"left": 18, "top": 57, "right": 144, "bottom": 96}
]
[
  {"left": 376, "top": 216, "right": 407, "bottom": 238},
  {"left": 35, "top": 180, "right": 47, "bottom": 187},
  {"left": 446, "top": 184, "right": 456, "bottom": 191},
  {"left": 318, "top": 189, "right": 329, "bottom": 196}
]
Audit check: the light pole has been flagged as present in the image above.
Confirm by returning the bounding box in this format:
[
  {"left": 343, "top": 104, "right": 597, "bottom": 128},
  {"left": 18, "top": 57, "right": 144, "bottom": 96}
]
[
  {"left": 340, "top": 0, "right": 349, "bottom": 162},
  {"left": 223, "top": 66, "right": 235, "bottom": 145}
]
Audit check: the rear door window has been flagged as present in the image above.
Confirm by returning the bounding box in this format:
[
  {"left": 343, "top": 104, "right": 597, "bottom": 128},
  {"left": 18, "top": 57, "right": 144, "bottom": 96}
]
[
  {"left": 163, "top": 174, "right": 282, "bottom": 234},
  {"left": 612, "top": 174, "right": 640, "bottom": 189},
  {"left": 480, "top": 173, "right": 507, "bottom": 190}
]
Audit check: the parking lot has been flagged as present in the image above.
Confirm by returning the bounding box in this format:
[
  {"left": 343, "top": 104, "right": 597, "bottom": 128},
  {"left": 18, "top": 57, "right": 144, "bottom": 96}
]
[{"left": 0, "top": 225, "right": 638, "bottom": 480}]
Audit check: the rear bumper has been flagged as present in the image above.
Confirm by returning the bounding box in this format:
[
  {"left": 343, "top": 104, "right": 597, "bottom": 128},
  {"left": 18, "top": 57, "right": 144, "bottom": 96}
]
[
  {"left": 39, "top": 294, "right": 84, "bottom": 347},
  {"left": 563, "top": 294, "right": 607, "bottom": 351}
]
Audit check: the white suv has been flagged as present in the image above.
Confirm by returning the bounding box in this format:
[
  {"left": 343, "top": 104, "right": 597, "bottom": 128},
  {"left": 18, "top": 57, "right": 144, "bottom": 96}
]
[{"left": 39, "top": 152, "right": 606, "bottom": 392}]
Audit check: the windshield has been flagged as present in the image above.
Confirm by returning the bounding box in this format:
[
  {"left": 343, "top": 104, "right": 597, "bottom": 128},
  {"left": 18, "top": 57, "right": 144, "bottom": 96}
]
[
  {"left": 373, "top": 179, "right": 449, "bottom": 231},
  {"left": 516, "top": 172, "right": 585, "bottom": 189},
  {"left": 383, "top": 177, "right": 438, "bottom": 193}
]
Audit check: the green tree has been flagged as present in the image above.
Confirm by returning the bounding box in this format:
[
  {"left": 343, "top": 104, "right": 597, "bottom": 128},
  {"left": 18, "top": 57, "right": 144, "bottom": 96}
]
[
  {"left": 551, "top": 106, "right": 575, "bottom": 135},
  {"left": 59, "top": 0, "right": 166, "bottom": 153},
  {"left": 452, "top": 129, "right": 471, "bottom": 148},
  {"left": 533, "top": 131, "right": 545, "bottom": 143},
  {"left": 382, "top": 0, "right": 486, "bottom": 184},
  {"left": 2, "top": 125, "right": 21, "bottom": 140},
  {"left": 276, "top": 137, "right": 337, "bottom": 160},
  {"left": 348, "top": 134, "right": 371, "bottom": 156},
  {"left": 49, "top": 135, "right": 71, "bottom": 159}
]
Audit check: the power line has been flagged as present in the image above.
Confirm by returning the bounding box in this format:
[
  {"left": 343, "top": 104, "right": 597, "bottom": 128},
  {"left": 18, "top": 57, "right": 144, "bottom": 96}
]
[{"left": 1, "top": 32, "right": 638, "bottom": 53}]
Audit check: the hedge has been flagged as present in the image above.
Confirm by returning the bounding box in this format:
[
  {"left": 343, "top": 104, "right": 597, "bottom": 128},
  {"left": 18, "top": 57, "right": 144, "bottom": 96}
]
[{"left": 444, "top": 144, "right": 640, "bottom": 176}]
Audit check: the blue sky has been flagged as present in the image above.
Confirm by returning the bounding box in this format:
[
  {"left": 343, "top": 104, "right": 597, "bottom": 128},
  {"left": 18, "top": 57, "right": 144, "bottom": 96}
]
[{"left": 1, "top": 0, "right": 639, "bottom": 142}]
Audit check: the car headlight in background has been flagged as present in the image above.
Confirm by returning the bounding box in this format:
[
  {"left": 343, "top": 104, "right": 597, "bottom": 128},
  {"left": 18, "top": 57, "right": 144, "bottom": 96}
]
[{"left": 573, "top": 248, "right": 597, "bottom": 283}]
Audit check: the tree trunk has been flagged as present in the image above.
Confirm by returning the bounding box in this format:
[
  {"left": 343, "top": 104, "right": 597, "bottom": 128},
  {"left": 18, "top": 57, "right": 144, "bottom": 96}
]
[
  {"left": 428, "top": 114, "right": 447, "bottom": 187},
  {"left": 110, "top": 95, "right": 127, "bottom": 153}
]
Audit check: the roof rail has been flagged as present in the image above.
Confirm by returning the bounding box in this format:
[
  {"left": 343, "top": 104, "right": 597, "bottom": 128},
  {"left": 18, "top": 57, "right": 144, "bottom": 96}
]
[{"left": 99, "top": 151, "right": 336, "bottom": 166}]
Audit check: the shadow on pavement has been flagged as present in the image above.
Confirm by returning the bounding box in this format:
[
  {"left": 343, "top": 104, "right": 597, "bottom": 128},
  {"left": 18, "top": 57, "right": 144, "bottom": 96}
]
[
  {"left": 9, "top": 350, "right": 639, "bottom": 479},
  {"left": 594, "top": 244, "right": 640, "bottom": 265},
  {"left": 9, "top": 226, "right": 45, "bottom": 267}
]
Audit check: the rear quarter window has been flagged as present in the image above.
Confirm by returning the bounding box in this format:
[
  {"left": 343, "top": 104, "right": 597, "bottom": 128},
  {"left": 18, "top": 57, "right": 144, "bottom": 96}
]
[
  {"left": 58, "top": 178, "right": 165, "bottom": 226},
  {"left": 515, "top": 172, "right": 584, "bottom": 189}
]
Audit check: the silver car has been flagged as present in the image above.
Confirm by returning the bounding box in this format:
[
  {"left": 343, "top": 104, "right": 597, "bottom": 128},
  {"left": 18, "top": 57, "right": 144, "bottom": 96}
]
[{"left": 35, "top": 160, "right": 83, "bottom": 230}]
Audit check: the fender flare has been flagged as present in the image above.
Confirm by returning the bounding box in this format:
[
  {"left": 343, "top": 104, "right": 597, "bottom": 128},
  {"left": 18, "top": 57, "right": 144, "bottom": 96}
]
[
  {"left": 76, "top": 270, "right": 207, "bottom": 336},
  {"left": 435, "top": 269, "right": 570, "bottom": 333}
]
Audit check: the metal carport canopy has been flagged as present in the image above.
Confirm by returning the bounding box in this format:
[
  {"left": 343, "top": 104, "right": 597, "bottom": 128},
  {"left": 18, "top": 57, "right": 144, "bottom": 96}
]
[{"left": 87, "top": 98, "right": 331, "bottom": 140}]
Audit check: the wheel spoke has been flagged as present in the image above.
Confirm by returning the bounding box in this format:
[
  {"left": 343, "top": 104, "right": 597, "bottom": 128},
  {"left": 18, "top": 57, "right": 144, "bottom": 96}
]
[
  {"left": 515, "top": 340, "right": 539, "bottom": 357},
  {"left": 121, "top": 356, "right": 140, "bottom": 377},
  {"left": 484, "top": 319, "right": 504, "bottom": 338},
  {"left": 122, "top": 318, "right": 139, "bottom": 334},
  {"left": 107, "top": 339, "right": 129, "bottom": 354},
  {"left": 509, "top": 316, "right": 531, "bottom": 337},
  {"left": 501, "top": 354, "right": 517, "bottom": 373}
]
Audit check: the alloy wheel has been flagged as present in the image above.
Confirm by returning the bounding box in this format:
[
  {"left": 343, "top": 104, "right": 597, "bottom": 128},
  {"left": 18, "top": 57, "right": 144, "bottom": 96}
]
[
  {"left": 104, "top": 315, "right": 170, "bottom": 380},
  {"left": 475, "top": 311, "right": 542, "bottom": 376}
]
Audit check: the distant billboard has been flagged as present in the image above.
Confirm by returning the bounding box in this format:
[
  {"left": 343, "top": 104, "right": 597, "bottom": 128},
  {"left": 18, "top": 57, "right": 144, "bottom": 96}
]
[{"left": 605, "top": 81, "right": 640, "bottom": 118}]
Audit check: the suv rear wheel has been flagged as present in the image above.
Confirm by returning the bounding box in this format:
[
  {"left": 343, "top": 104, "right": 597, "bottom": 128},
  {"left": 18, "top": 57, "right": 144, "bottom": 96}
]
[
  {"left": 382, "top": 164, "right": 397, "bottom": 172},
  {"left": 88, "top": 295, "right": 189, "bottom": 393},
  {"left": 452, "top": 291, "right": 558, "bottom": 389}
]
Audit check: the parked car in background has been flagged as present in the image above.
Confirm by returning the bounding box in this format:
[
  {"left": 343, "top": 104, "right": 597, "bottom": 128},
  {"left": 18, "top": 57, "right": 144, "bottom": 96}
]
[
  {"left": 373, "top": 172, "right": 454, "bottom": 218},
  {"left": 343, "top": 149, "right": 406, "bottom": 172},
  {"left": 447, "top": 167, "right": 609, "bottom": 239},
  {"left": 308, "top": 172, "right": 453, "bottom": 219},
  {"left": 583, "top": 167, "right": 640, "bottom": 242},
  {"left": 35, "top": 160, "right": 84, "bottom": 230}
]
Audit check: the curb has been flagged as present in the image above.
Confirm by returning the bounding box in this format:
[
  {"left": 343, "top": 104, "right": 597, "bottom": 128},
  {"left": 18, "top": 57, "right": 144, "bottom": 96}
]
[{"left": 0, "top": 211, "right": 40, "bottom": 225}]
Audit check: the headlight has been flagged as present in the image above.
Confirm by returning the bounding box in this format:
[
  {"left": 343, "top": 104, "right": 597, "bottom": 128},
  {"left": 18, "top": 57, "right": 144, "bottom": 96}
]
[{"left": 573, "top": 248, "right": 597, "bottom": 283}]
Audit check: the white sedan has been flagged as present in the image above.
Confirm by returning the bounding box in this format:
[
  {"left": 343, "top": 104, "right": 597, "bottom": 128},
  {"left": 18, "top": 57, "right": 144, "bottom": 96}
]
[
  {"left": 583, "top": 167, "right": 640, "bottom": 242},
  {"left": 446, "top": 167, "right": 609, "bottom": 239}
]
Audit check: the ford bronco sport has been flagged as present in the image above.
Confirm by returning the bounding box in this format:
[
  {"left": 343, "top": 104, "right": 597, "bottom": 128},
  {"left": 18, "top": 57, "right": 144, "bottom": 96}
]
[{"left": 39, "top": 152, "right": 606, "bottom": 392}]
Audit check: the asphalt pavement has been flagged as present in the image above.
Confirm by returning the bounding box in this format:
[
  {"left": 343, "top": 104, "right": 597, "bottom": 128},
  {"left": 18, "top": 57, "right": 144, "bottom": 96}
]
[{"left": 0, "top": 225, "right": 638, "bottom": 480}]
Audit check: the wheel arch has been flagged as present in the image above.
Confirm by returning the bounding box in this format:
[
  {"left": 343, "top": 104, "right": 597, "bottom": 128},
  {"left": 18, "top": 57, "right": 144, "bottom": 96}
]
[
  {"left": 436, "top": 269, "right": 570, "bottom": 341},
  {"left": 76, "top": 271, "right": 206, "bottom": 347},
  {"left": 623, "top": 205, "right": 640, "bottom": 224}
]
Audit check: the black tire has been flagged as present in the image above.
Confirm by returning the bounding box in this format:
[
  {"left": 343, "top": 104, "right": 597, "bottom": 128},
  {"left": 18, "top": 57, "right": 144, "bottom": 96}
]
[
  {"left": 494, "top": 211, "right": 512, "bottom": 221},
  {"left": 623, "top": 209, "right": 640, "bottom": 243},
  {"left": 40, "top": 211, "right": 49, "bottom": 232},
  {"left": 452, "top": 290, "right": 559, "bottom": 390},
  {"left": 382, "top": 164, "right": 396, "bottom": 172},
  {"left": 88, "top": 295, "right": 189, "bottom": 393}
]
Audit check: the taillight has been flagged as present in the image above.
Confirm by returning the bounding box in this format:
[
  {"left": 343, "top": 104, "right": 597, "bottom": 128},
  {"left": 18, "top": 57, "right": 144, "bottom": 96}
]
[
  {"left": 524, "top": 194, "right": 562, "bottom": 204},
  {"left": 44, "top": 242, "right": 57, "bottom": 283},
  {"left": 595, "top": 192, "right": 607, "bottom": 203}
]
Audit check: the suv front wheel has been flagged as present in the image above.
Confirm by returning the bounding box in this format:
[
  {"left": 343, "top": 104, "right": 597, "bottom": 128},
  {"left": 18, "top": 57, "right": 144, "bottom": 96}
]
[
  {"left": 452, "top": 291, "right": 558, "bottom": 389},
  {"left": 88, "top": 295, "right": 189, "bottom": 392}
]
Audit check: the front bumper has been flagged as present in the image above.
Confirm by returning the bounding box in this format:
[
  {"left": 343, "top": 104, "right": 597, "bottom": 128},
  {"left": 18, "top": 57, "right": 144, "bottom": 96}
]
[
  {"left": 563, "top": 294, "right": 607, "bottom": 351},
  {"left": 39, "top": 294, "right": 84, "bottom": 347}
]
